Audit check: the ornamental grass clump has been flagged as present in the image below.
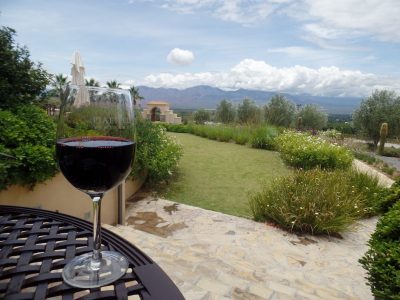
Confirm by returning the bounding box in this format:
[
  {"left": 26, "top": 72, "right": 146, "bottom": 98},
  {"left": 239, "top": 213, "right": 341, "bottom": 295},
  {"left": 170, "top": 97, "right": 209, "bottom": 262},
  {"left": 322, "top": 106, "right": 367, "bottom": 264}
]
[
  {"left": 249, "top": 169, "right": 383, "bottom": 235},
  {"left": 276, "top": 130, "right": 353, "bottom": 170}
]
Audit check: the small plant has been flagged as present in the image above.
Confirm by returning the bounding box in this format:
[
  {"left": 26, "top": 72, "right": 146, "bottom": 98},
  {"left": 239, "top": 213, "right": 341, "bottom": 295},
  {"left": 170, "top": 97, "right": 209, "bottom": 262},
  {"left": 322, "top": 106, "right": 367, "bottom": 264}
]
[
  {"left": 276, "top": 131, "right": 353, "bottom": 170},
  {"left": 360, "top": 200, "right": 400, "bottom": 299},
  {"left": 378, "top": 122, "right": 388, "bottom": 155},
  {"left": 249, "top": 169, "right": 382, "bottom": 235}
]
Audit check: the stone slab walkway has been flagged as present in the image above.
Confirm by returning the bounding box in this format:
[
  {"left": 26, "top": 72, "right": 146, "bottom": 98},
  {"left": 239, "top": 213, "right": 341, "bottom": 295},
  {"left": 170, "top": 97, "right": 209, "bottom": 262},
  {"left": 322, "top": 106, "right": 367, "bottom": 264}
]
[{"left": 105, "top": 197, "right": 378, "bottom": 300}]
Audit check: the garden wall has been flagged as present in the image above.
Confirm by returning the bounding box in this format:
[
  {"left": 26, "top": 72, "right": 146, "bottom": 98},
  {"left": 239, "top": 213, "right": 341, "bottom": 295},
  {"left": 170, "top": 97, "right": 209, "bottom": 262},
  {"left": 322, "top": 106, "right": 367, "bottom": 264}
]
[{"left": 0, "top": 173, "right": 145, "bottom": 225}]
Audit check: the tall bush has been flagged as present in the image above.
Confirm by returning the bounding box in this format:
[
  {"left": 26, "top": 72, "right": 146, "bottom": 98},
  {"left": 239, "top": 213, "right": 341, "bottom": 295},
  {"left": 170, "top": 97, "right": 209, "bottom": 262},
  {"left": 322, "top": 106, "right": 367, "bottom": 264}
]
[{"left": 132, "top": 119, "right": 183, "bottom": 183}]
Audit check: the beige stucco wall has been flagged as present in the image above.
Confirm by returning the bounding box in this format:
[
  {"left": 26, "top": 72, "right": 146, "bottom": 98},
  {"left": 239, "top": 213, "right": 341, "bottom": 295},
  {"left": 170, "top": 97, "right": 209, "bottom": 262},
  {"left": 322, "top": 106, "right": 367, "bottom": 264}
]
[
  {"left": 0, "top": 173, "right": 144, "bottom": 225},
  {"left": 142, "top": 104, "right": 182, "bottom": 124}
]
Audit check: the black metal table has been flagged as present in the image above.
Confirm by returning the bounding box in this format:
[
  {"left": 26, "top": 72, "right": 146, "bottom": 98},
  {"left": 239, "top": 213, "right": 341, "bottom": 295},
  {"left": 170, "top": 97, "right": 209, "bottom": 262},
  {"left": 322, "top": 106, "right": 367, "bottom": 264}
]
[{"left": 0, "top": 205, "right": 185, "bottom": 300}]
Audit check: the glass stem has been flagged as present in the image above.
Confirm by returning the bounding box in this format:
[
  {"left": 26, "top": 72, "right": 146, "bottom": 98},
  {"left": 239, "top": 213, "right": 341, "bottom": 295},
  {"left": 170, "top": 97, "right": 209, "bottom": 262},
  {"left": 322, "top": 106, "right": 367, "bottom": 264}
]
[{"left": 91, "top": 194, "right": 103, "bottom": 270}]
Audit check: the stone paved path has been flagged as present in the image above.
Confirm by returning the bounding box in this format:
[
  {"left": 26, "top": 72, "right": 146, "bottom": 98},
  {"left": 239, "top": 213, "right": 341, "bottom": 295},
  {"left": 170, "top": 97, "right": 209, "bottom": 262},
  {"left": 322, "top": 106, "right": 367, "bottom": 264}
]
[
  {"left": 353, "top": 159, "right": 395, "bottom": 186},
  {"left": 105, "top": 198, "right": 379, "bottom": 300}
]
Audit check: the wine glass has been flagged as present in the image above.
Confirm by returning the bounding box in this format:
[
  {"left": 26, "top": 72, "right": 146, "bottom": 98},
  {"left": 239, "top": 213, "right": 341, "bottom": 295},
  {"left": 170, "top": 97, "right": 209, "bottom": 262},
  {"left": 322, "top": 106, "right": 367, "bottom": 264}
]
[{"left": 56, "top": 85, "right": 135, "bottom": 288}]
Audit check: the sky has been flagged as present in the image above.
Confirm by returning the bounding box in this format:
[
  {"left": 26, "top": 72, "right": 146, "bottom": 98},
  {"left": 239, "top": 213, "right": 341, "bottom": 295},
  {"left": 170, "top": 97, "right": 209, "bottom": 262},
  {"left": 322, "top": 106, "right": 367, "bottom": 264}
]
[{"left": 1, "top": 0, "right": 400, "bottom": 97}]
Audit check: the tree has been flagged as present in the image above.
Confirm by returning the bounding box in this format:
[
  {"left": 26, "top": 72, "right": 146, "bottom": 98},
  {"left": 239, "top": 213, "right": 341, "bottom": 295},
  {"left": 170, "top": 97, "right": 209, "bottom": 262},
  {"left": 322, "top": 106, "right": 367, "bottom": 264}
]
[
  {"left": 264, "top": 94, "right": 296, "bottom": 127},
  {"left": 297, "top": 104, "right": 327, "bottom": 130},
  {"left": 0, "top": 27, "right": 57, "bottom": 189},
  {"left": 193, "top": 109, "right": 211, "bottom": 124},
  {"left": 129, "top": 85, "right": 144, "bottom": 106},
  {"left": 353, "top": 90, "right": 400, "bottom": 147},
  {"left": 237, "top": 98, "right": 261, "bottom": 124},
  {"left": 85, "top": 78, "right": 100, "bottom": 87},
  {"left": 216, "top": 99, "right": 236, "bottom": 123},
  {"left": 51, "top": 73, "right": 70, "bottom": 99},
  {"left": 0, "top": 27, "right": 50, "bottom": 109},
  {"left": 106, "top": 80, "right": 121, "bottom": 88}
]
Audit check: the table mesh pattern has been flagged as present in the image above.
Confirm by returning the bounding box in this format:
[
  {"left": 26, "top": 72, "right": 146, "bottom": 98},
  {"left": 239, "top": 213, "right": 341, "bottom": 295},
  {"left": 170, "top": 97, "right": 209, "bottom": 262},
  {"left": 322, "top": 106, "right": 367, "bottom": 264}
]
[{"left": 0, "top": 206, "right": 153, "bottom": 300}]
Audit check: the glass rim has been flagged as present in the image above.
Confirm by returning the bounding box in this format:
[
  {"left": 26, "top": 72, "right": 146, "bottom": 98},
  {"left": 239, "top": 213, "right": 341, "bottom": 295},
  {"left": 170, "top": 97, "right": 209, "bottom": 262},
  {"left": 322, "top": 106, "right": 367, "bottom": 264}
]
[{"left": 68, "top": 84, "right": 130, "bottom": 95}]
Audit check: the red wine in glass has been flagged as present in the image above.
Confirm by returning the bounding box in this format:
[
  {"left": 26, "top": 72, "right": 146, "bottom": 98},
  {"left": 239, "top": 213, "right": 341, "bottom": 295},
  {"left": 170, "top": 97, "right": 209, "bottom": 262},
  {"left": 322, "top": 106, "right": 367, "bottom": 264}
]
[{"left": 56, "top": 136, "right": 135, "bottom": 193}]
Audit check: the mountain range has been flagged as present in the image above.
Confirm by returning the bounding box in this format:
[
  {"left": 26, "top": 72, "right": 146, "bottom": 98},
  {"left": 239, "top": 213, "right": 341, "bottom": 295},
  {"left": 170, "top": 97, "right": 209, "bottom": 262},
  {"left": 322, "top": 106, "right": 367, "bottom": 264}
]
[{"left": 137, "top": 85, "right": 362, "bottom": 114}]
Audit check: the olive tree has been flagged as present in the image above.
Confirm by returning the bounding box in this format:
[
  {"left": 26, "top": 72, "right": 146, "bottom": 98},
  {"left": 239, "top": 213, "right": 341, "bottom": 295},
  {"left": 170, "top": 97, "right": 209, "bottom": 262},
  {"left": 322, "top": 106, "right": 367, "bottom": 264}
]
[
  {"left": 216, "top": 99, "right": 236, "bottom": 123},
  {"left": 193, "top": 109, "right": 211, "bottom": 124},
  {"left": 353, "top": 90, "right": 400, "bottom": 147},
  {"left": 297, "top": 104, "right": 327, "bottom": 130},
  {"left": 264, "top": 94, "right": 296, "bottom": 127},
  {"left": 237, "top": 98, "right": 262, "bottom": 124}
]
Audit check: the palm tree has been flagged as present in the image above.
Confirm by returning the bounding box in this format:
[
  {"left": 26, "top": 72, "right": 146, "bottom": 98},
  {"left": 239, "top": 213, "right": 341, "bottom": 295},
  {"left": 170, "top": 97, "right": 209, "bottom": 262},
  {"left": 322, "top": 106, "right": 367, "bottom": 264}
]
[
  {"left": 51, "top": 74, "right": 70, "bottom": 97},
  {"left": 106, "top": 80, "right": 121, "bottom": 88},
  {"left": 129, "top": 85, "right": 144, "bottom": 107},
  {"left": 85, "top": 78, "right": 100, "bottom": 87}
]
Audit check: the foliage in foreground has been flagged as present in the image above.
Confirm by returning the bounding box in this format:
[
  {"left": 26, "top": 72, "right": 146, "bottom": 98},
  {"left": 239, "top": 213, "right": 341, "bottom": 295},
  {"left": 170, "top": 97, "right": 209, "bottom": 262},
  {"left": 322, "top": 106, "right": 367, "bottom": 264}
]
[
  {"left": 249, "top": 169, "right": 384, "bottom": 235},
  {"left": 0, "top": 105, "right": 57, "bottom": 190},
  {"left": 360, "top": 197, "right": 400, "bottom": 299},
  {"left": 276, "top": 131, "right": 353, "bottom": 170},
  {"left": 132, "top": 119, "right": 183, "bottom": 183}
]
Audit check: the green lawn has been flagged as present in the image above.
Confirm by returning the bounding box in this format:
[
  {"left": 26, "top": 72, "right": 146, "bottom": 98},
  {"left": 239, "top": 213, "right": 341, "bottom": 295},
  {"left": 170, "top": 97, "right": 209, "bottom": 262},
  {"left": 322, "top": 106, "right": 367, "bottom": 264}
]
[{"left": 158, "top": 133, "right": 290, "bottom": 218}]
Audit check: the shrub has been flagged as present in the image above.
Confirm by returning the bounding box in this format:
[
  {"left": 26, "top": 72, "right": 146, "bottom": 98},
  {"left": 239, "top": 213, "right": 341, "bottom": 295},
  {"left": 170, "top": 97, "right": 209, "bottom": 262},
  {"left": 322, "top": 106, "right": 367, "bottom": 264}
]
[
  {"left": 249, "top": 126, "right": 278, "bottom": 150},
  {"left": 382, "top": 147, "right": 400, "bottom": 158},
  {"left": 360, "top": 200, "right": 400, "bottom": 299},
  {"left": 249, "top": 169, "right": 382, "bottom": 235},
  {"left": 353, "top": 151, "right": 377, "bottom": 164},
  {"left": 232, "top": 130, "right": 249, "bottom": 145},
  {"left": 0, "top": 105, "right": 57, "bottom": 189},
  {"left": 276, "top": 131, "right": 353, "bottom": 170},
  {"left": 132, "top": 119, "right": 183, "bottom": 183},
  {"left": 373, "top": 179, "right": 400, "bottom": 214}
]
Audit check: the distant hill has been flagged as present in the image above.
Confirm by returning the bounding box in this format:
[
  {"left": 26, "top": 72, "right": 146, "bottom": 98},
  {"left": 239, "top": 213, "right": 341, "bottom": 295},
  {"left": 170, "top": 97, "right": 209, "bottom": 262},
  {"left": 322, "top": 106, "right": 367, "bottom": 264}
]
[{"left": 137, "top": 85, "right": 361, "bottom": 114}]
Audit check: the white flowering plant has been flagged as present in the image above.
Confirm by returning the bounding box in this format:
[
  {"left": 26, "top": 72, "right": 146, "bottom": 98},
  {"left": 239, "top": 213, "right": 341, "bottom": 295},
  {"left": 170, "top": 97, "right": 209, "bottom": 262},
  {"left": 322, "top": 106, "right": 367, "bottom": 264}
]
[{"left": 275, "top": 130, "right": 353, "bottom": 170}]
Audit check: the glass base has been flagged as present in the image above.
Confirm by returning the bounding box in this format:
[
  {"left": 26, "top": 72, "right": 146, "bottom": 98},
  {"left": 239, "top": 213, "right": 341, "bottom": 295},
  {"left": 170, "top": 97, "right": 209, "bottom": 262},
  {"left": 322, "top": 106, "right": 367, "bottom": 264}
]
[{"left": 62, "top": 251, "right": 128, "bottom": 288}]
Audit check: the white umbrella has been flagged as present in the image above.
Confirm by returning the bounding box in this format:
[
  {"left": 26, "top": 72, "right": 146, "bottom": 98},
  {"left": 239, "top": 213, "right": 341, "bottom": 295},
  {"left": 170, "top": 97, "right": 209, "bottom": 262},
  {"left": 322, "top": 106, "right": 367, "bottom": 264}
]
[{"left": 71, "top": 51, "right": 89, "bottom": 107}]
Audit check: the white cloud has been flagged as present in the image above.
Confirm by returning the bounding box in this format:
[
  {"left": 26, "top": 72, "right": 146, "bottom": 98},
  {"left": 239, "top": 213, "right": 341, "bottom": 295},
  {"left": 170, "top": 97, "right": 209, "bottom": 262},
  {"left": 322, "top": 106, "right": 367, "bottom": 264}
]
[
  {"left": 160, "top": 0, "right": 400, "bottom": 42},
  {"left": 167, "top": 48, "right": 195, "bottom": 65},
  {"left": 140, "top": 59, "right": 400, "bottom": 97},
  {"left": 162, "top": 0, "right": 289, "bottom": 24},
  {"left": 290, "top": 0, "right": 400, "bottom": 43}
]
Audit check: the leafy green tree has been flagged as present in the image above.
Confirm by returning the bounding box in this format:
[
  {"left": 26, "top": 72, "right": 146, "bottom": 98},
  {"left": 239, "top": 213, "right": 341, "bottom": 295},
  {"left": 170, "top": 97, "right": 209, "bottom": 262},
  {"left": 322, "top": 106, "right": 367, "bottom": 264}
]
[
  {"left": 0, "top": 27, "right": 57, "bottom": 190},
  {"left": 297, "top": 104, "right": 327, "bottom": 130},
  {"left": 193, "top": 109, "right": 211, "bottom": 124},
  {"left": 237, "top": 98, "right": 261, "bottom": 124},
  {"left": 85, "top": 78, "right": 100, "bottom": 87},
  {"left": 353, "top": 90, "right": 400, "bottom": 147},
  {"left": 106, "top": 80, "right": 121, "bottom": 88},
  {"left": 0, "top": 27, "right": 50, "bottom": 109},
  {"left": 129, "top": 85, "right": 144, "bottom": 106},
  {"left": 264, "top": 94, "right": 296, "bottom": 127},
  {"left": 216, "top": 99, "right": 236, "bottom": 123}
]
